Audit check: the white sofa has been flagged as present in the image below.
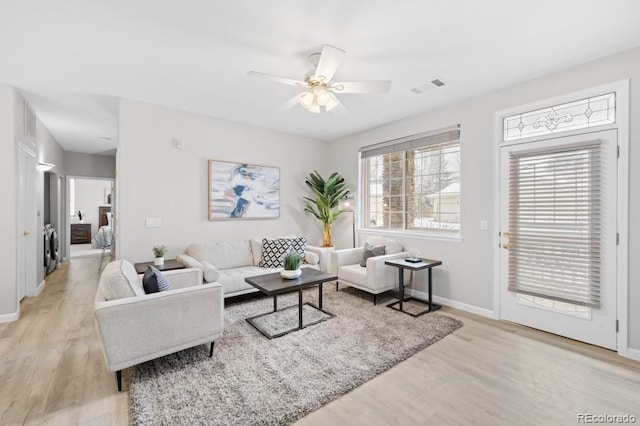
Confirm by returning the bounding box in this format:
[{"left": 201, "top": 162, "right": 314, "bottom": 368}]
[
  {"left": 330, "top": 237, "right": 408, "bottom": 304},
  {"left": 177, "top": 237, "right": 322, "bottom": 298},
  {"left": 94, "top": 259, "right": 224, "bottom": 391}
]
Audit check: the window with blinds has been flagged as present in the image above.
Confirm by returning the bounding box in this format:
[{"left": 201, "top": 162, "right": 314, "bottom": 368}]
[
  {"left": 360, "top": 126, "right": 460, "bottom": 233},
  {"left": 508, "top": 142, "right": 601, "bottom": 307}
]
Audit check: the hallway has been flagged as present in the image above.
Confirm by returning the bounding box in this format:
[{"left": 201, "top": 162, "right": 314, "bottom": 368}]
[{"left": 0, "top": 255, "right": 127, "bottom": 425}]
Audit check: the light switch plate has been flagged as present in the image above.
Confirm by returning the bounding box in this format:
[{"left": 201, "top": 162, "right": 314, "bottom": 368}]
[
  {"left": 173, "top": 138, "right": 185, "bottom": 150},
  {"left": 146, "top": 218, "right": 161, "bottom": 228},
  {"left": 480, "top": 220, "right": 488, "bottom": 231}
]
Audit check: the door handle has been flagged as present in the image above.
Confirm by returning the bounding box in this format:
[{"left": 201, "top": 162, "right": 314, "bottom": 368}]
[
  {"left": 502, "top": 231, "right": 509, "bottom": 249},
  {"left": 23, "top": 230, "right": 30, "bottom": 236}
]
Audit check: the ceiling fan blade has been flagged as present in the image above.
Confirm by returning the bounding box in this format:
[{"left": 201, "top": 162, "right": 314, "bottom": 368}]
[
  {"left": 314, "top": 45, "right": 345, "bottom": 82},
  {"left": 279, "top": 94, "right": 303, "bottom": 111},
  {"left": 247, "top": 71, "right": 307, "bottom": 87},
  {"left": 331, "top": 80, "right": 391, "bottom": 93}
]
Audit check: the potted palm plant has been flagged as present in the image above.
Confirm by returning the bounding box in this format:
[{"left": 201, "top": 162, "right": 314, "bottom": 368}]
[
  {"left": 152, "top": 244, "right": 167, "bottom": 266},
  {"left": 304, "top": 171, "right": 350, "bottom": 247},
  {"left": 281, "top": 252, "right": 303, "bottom": 279}
]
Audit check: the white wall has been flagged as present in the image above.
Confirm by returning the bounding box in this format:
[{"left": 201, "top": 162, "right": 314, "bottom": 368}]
[
  {"left": 72, "top": 178, "right": 112, "bottom": 238},
  {"left": 117, "top": 99, "right": 329, "bottom": 262},
  {"left": 328, "top": 47, "right": 640, "bottom": 350},
  {"left": 65, "top": 152, "right": 115, "bottom": 178},
  {"left": 0, "top": 85, "right": 18, "bottom": 319}
]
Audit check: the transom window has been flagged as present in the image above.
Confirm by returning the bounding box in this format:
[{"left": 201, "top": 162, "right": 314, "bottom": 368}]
[
  {"left": 360, "top": 127, "right": 461, "bottom": 234},
  {"left": 503, "top": 92, "right": 615, "bottom": 142}
]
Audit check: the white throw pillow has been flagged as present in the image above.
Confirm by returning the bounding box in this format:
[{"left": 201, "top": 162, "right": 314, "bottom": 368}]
[{"left": 259, "top": 239, "right": 292, "bottom": 268}]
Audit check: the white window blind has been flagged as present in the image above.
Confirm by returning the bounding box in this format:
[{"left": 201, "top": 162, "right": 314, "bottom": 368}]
[
  {"left": 359, "top": 126, "right": 461, "bottom": 233},
  {"left": 508, "top": 141, "right": 601, "bottom": 307}
]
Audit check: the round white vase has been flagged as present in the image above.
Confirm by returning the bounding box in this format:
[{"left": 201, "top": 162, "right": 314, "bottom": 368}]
[
  {"left": 154, "top": 257, "right": 164, "bottom": 266},
  {"left": 280, "top": 269, "right": 301, "bottom": 279}
]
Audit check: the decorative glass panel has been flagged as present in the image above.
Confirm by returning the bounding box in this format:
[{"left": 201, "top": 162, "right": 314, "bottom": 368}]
[{"left": 503, "top": 93, "right": 615, "bottom": 142}]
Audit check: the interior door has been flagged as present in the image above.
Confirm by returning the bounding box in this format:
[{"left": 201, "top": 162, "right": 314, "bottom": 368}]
[
  {"left": 18, "top": 145, "right": 37, "bottom": 300},
  {"left": 500, "top": 129, "right": 617, "bottom": 349}
]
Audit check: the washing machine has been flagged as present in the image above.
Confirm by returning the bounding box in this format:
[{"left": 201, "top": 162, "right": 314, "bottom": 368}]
[
  {"left": 49, "top": 225, "right": 59, "bottom": 273},
  {"left": 44, "top": 224, "right": 59, "bottom": 275},
  {"left": 43, "top": 225, "right": 52, "bottom": 273}
]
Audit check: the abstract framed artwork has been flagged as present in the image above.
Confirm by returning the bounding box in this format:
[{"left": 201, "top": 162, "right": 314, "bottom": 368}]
[{"left": 208, "top": 160, "right": 280, "bottom": 220}]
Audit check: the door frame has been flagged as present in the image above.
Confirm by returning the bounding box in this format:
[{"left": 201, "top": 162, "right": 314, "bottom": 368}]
[
  {"left": 65, "top": 175, "right": 115, "bottom": 260},
  {"left": 492, "top": 79, "right": 630, "bottom": 357}
]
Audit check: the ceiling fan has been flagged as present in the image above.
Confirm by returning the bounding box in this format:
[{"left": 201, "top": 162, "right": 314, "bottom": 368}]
[{"left": 248, "top": 45, "right": 391, "bottom": 114}]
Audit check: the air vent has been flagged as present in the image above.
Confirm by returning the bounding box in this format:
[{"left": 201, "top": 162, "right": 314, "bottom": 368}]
[
  {"left": 410, "top": 77, "right": 448, "bottom": 94},
  {"left": 24, "top": 101, "right": 36, "bottom": 142}
]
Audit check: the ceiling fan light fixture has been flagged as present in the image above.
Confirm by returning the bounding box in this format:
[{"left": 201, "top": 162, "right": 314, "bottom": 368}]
[
  {"left": 300, "top": 92, "right": 321, "bottom": 113},
  {"left": 307, "top": 103, "right": 321, "bottom": 114},
  {"left": 300, "top": 92, "right": 314, "bottom": 108},
  {"left": 324, "top": 93, "right": 339, "bottom": 112},
  {"left": 316, "top": 90, "right": 329, "bottom": 106}
]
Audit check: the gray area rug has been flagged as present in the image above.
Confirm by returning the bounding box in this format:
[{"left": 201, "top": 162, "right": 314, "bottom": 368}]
[{"left": 129, "top": 287, "right": 463, "bottom": 425}]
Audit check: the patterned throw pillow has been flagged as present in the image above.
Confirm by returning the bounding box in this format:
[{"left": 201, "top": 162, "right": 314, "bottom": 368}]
[
  {"left": 284, "top": 237, "right": 307, "bottom": 263},
  {"left": 142, "top": 266, "right": 171, "bottom": 294},
  {"left": 259, "top": 238, "right": 292, "bottom": 268},
  {"left": 360, "top": 242, "right": 386, "bottom": 267}
]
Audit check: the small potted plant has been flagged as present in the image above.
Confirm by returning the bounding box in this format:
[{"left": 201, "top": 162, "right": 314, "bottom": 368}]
[
  {"left": 152, "top": 244, "right": 167, "bottom": 266},
  {"left": 280, "top": 252, "right": 302, "bottom": 279},
  {"left": 77, "top": 210, "right": 84, "bottom": 223}
]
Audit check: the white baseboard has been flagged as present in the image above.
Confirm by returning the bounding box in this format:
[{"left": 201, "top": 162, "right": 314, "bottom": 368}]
[
  {"left": 27, "top": 280, "right": 46, "bottom": 297},
  {"left": 406, "top": 288, "right": 494, "bottom": 319},
  {"left": 626, "top": 348, "right": 640, "bottom": 361},
  {"left": 0, "top": 311, "right": 19, "bottom": 323}
]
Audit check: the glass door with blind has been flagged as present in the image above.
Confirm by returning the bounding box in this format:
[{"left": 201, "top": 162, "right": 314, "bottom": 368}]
[{"left": 499, "top": 129, "right": 617, "bottom": 349}]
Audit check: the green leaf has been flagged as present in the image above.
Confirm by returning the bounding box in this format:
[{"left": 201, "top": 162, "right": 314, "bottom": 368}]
[{"left": 302, "top": 171, "right": 351, "bottom": 231}]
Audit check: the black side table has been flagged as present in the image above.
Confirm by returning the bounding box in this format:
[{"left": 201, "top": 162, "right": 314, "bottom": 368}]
[
  {"left": 134, "top": 259, "right": 185, "bottom": 274},
  {"left": 384, "top": 258, "right": 443, "bottom": 317}
]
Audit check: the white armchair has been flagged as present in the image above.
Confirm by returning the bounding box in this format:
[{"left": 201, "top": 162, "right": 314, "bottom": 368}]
[
  {"left": 330, "top": 237, "right": 408, "bottom": 304},
  {"left": 94, "top": 260, "right": 224, "bottom": 391}
]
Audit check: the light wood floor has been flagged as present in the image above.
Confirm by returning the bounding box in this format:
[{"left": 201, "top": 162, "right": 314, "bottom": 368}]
[{"left": 1, "top": 256, "right": 639, "bottom": 425}]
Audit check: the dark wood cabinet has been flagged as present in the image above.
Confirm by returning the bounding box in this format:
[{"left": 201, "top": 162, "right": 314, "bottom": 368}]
[{"left": 71, "top": 223, "right": 92, "bottom": 244}]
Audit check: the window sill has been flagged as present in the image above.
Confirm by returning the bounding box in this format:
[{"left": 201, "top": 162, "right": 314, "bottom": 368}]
[{"left": 358, "top": 228, "right": 463, "bottom": 243}]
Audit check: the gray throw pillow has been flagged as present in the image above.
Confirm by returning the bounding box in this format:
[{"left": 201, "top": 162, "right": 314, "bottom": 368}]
[
  {"left": 360, "top": 243, "right": 386, "bottom": 267},
  {"left": 142, "top": 266, "right": 170, "bottom": 294}
]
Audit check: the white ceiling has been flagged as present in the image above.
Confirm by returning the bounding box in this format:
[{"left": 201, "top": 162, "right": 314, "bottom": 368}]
[
  {"left": 1, "top": 1, "right": 640, "bottom": 154},
  {"left": 20, "top": 89, "right": 118, "bottom": 155}
]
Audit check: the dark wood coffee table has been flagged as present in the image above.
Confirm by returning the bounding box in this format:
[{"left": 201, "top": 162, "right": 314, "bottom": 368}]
[
  {"left": 133, "top": 259, "right": 185, "bottom": 274},
  {"left": 244, "top": 268, "right": 338, "bottom": 339}
]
